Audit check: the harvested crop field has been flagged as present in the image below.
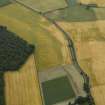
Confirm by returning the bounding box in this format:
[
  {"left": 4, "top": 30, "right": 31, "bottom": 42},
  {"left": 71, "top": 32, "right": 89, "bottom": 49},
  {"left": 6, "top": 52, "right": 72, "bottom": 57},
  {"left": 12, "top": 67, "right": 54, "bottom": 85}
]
[
  {"left": 45, "top": 1, "right": 105, "bottom": 104},
  {"left": 4, "top": 55, "right": 42, "bottom": 105},
  {"left": 55, "top": 21, "right": 105, "bottom": 87},
  {"left": 79, "top": 0, "right": 105, "bottom": 6},
  {"left": 55, "top": 21, "right": 105, "bottom": 105},
  {"left": 1, "top": 0, "right": 105, "bottom": 105}
]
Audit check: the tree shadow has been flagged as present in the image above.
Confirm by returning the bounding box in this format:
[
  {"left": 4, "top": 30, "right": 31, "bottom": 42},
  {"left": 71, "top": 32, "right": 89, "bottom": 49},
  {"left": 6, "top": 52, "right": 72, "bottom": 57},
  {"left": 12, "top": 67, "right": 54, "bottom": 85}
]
[{"left": 0, "top": 72, "right": 5, "bottom": 105}]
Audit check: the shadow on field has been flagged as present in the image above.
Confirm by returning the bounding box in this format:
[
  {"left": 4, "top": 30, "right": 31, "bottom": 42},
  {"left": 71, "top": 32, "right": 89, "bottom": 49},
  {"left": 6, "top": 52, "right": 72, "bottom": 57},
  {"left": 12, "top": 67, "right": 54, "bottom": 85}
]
[{"left": 0, "top": 72, "right": 5, "bottom": 105}]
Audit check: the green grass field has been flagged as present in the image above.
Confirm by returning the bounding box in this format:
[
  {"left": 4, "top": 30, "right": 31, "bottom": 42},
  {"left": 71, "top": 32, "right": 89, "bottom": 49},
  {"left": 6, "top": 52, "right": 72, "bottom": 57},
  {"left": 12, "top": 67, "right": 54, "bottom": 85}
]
[
  {"left": 16, "top": 0, "right": 67, "bottom": 13},
  {"left": 46, "top": 5, "right": 97, "bottom": 22},
  {"left": 0, "top": 0, "right": 10, "bottom": 6},
  {"left": 42, "top": 76, "right": 75, "bottom": 105}
]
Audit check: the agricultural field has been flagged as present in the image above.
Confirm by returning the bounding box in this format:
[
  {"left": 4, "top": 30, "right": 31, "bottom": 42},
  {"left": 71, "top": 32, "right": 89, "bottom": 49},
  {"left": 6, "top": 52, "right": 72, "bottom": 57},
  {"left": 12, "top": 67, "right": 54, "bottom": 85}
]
[
  {"left": 0, "top": 1, "right": 71, "bottom": 105},
  {"left": 56, "top": 21, "right": 105, "bottom": 105},
  {"left": 4, "top": 55, "right": 42, "bottom": 105},
  {"left": 45, "top": 0, "right": 105, "bottom": 105},
  {"left": 0, "top": 0, "right": 105, "bottom": 105},
  {"left": 54, "top": 21, "right": 105, "bottom": 86},
  {"left": 15, "top": 0, "right": 67, "bottom": 13},
  {"left": 0, "top": 3, "right": 70, "bottom": 70}
]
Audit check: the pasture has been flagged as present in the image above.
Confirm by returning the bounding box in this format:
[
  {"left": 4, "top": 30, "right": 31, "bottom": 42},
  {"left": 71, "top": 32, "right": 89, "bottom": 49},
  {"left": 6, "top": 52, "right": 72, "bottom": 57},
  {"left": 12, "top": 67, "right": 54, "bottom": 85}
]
[
  {"left": 91, "top": 85, "right": 105, "bottom": 105},
  {"left": 46, "top": 4, "right": 97, "bottom": 22},
  {"left": 42, "top": 76, "right": 75, "bottom": 105},
  {"left": 0, "top": 0, "right": 10, "bottom": 6},
  {"left": 15, "top": 0, "right": 67, "bottom": 13},
  {"left": 56, "top": 21, "right": 105, "bottom": 105}
]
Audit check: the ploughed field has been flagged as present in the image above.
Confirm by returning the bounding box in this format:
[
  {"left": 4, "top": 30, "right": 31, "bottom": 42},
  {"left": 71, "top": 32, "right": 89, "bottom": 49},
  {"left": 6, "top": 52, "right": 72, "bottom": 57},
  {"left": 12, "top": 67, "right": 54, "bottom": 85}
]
[{"left": 42, "top": 76, "right": 75, "bottom": 105}]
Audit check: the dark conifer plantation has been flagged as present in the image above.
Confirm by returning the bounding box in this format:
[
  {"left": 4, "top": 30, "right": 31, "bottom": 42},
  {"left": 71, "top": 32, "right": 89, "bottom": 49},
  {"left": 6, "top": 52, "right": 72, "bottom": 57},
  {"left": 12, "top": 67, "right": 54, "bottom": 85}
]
[{"left": 0, "top": 26, "right": 35, "bottom": 71}]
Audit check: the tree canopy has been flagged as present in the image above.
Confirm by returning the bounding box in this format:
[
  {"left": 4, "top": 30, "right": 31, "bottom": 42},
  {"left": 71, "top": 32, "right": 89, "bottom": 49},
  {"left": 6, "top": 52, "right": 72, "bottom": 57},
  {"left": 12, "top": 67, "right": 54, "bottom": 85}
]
[{"left": 0, "top": 26, "right": 35, "bottom": 71}]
